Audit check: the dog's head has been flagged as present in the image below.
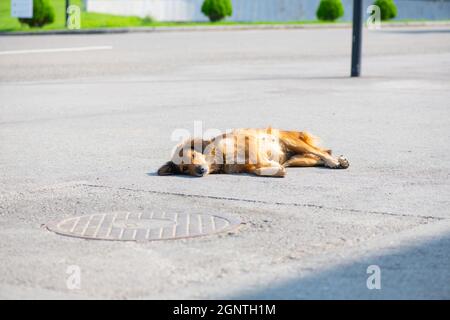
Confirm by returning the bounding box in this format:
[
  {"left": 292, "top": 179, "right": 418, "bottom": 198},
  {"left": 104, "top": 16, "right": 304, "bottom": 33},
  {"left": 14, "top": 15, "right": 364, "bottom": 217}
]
[{"left": 158, "top": 139, "right": 211, "bottom": 177}]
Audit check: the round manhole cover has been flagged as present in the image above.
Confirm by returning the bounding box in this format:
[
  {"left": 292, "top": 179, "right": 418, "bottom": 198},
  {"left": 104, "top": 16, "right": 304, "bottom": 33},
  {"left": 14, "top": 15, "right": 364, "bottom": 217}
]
[{"left": 46, "top": 212, "right": 241, "bottom": 241}]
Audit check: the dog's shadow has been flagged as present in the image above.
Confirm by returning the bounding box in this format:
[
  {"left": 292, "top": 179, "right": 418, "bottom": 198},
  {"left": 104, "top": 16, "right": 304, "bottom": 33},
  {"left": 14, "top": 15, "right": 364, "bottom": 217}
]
[
  {"left": 146, "top": 171, "right": 258, "bottom": 179},
  {"left": 146, "top": 170, "right": 326, "bottom": 179},
  {"left": 146, "top": 172, "right": 199, "bottom": 179}
]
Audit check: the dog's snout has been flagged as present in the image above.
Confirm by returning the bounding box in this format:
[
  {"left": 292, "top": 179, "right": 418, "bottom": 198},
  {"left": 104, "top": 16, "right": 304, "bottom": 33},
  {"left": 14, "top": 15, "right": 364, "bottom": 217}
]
[{"left": 196, "top": 166, "right": 207, "bottom": 176}]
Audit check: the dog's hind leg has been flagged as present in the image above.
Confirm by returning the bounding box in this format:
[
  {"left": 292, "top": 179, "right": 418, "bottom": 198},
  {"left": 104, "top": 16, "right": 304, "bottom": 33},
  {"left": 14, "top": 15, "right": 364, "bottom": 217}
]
[
  {"left": 279, "top": 131, "right": 349, "bottom": 169},
  {"left": 283, "top": 154, "right": 324, "bottom": 167}
]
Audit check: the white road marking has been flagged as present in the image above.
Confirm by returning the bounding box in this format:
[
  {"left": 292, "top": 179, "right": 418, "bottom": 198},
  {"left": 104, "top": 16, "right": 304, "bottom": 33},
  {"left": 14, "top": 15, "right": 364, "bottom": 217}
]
[{"left": 0, "top": 46, "right": 113, "bottom": 55}]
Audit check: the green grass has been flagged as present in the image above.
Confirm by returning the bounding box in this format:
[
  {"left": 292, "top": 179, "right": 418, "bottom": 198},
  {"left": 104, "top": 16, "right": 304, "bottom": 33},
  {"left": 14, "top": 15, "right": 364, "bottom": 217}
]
[
  {"left": 0, "top": 1, "right": 448, "bottom": 32},
  {"left": 0, "top": 0, "right": 159, "bottom": 31}
]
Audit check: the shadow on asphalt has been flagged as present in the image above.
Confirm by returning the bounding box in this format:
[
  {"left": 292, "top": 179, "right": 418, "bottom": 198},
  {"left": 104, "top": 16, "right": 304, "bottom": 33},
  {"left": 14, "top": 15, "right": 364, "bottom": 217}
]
[
  {"left": 382, "top": 29, "right": 450, "bottom": 34},
  {"left": 230, "top": 233, "right": 450, "bottom": 299},
  {"left": 146, "top": 167, "right": 336, "bottom": 179},
  {"left": 146, "top": 172, "right": 159, "bottom": 177},
  {"left": 146, "top": 172, "right": 199, "bottom": 179}
]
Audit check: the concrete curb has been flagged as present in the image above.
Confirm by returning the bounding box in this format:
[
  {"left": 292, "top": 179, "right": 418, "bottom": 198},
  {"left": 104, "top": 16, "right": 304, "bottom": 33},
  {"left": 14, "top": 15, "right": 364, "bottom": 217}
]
[{"left": 0, "top": 21, "right": 449, "bottom": 36}]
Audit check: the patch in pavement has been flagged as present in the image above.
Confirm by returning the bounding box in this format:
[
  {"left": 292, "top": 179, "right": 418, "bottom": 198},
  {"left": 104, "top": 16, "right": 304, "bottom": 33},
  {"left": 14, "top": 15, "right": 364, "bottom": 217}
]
[{"left": 46, "top": 211, "right": 241, "bottom": 241}]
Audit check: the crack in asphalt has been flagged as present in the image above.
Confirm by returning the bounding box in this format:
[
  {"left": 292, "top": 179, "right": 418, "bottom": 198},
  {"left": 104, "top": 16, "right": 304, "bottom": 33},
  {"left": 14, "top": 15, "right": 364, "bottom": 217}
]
[{"left": 81, "top": 183, "right": 444, "bottom": 221}]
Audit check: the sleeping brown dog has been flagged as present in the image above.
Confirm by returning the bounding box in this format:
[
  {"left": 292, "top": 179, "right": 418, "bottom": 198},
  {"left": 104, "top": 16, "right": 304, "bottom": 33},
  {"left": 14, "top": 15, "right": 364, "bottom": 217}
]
[{"left": 158, "top": 128, "right": 349, "bottom": 177}]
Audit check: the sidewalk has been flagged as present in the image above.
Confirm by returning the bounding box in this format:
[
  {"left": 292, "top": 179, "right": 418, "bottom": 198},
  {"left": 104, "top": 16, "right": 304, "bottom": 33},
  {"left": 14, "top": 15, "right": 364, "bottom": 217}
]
[{"left": 1, "top": 20, "right": 449, "bottom": 36}]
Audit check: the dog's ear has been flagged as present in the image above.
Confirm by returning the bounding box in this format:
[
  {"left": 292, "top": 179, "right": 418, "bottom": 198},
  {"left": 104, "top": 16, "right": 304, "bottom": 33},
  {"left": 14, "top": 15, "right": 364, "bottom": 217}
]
[
  {"left": 157, "top": 161, "right": 179, "bottom": 176},
  {"left": 189, "top": 139, "right": 211, "bottom": 153},
  {"left": 202, "top": 139, "right": 211, "bottom": 152}
]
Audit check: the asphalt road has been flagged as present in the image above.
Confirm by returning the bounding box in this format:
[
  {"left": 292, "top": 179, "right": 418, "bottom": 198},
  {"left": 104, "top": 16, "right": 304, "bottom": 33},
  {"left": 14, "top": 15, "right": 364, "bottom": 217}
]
[{"left": 0, "top": 27, "right": 449, "bottom": 299}]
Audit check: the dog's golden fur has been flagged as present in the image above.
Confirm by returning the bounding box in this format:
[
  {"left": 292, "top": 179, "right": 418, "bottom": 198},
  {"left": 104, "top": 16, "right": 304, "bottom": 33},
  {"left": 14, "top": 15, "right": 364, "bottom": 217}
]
[{"left": 158, "top": 128, "right": 349, "bottom": 177}]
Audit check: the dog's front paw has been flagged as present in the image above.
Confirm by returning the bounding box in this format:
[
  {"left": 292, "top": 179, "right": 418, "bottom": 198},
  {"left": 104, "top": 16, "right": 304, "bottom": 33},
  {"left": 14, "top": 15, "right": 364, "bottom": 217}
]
[
  {"left": 255, "top": 166, "right": 286, "bottom": 177},
  {"left": 275, "top": 166, "right": 287, "bottom": 177}
]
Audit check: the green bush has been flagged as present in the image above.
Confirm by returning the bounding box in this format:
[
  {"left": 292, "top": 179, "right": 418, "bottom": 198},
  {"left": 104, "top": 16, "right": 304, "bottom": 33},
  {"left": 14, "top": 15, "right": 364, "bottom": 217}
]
[
  {"left": 316, "top": 0, "right": 344, "bottom": 22},
  {"left": 18, "top": 0, "right": 55, "bottom": 28},
  {"left": 374, "top": 0, "right": 397, "bottom": 21},
  {"left": 201, "top": 0, "right": 233, "bottom": 22}
]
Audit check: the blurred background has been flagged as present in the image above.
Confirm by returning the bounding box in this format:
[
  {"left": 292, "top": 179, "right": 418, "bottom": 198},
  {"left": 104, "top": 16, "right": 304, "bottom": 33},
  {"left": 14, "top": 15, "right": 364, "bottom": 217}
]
[{"left": 1, "top": 0, "right": 450, "bottom": 32}]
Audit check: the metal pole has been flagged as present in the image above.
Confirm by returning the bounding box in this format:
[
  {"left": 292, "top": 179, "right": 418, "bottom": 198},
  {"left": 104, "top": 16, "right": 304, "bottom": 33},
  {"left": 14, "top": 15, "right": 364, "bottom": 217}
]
[
  {"left": 65, "top": 0, "right": 70, "bottom": 28},
  {"left": 351, "top": 0, "right": 363, "bottom": 77}
]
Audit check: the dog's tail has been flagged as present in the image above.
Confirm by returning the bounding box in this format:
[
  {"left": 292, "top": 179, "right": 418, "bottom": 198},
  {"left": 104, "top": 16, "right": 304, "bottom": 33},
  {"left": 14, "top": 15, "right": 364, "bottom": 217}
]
[
  {"left": 280, "top": 130, "right": 332, "bottom": 155},
  {"left": 280, "top": 130, "right": 318, "bottom": 146}
]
